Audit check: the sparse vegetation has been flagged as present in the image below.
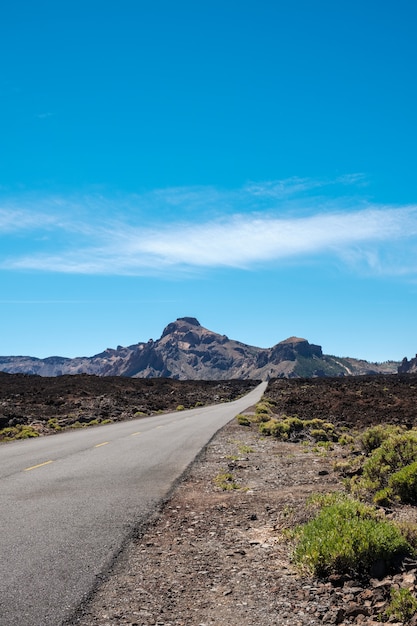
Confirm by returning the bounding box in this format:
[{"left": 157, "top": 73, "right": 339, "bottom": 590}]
[
  {"left": 236, "top": 413, "right": 251, "bottom": 426},
  {"left": 0, "top": 424, "right": 40, "bottom": 441},
  {"left": 293, "top": 493, "right": 412, "bottom": 579},
  {"left": 214, "top": 472, "right": 239, "bottom": 491},
  {"left": 385, "top": 587, "right": 417, "bottom": 623},
  {"left": 238, "top": 444, "right": 254, "bottom": 454},
  {"left": 360, "top": 424, "right": 404, "bottom": 454},
  {"left": 349, "top": 430, "right": 417, "bottom": 504},
  {"left": 257, "top": 415, "right": 338, "bottom": 443}
]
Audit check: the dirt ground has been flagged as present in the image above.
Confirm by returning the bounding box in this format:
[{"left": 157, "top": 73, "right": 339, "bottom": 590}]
[
  {"left": 0, "top": 374, "right": 257, "bottom": 436},
  {"left": 265, "top": 374, "right": 417, "bottom": 429},
  {"left": 68, "top": 374, "right": 417, "bottom": 626},
  {"left": 3, "top": 372, "right": 417, "bottom": 624}
]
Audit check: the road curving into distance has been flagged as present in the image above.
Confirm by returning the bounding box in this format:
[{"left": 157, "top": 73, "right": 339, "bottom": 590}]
[{"left": 0, "top": 381, "right": 267, "bottom": 626}]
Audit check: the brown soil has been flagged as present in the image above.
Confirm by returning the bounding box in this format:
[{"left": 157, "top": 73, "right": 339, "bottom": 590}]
[
  {"left": 0, "top": 374, "right": 257, "bottom": 436},
  {"left": 70, "top": 374, "right": 417, "bottom": 626},
  {"left": 265, "top": 374, "right": 417, "bottom": 429}
]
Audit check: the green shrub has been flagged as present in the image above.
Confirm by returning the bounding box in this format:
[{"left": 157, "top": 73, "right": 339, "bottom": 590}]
[
  {"left": 47, "top": 418, "right": 62, "bottom": 431},
  {"left": 176, "top": 405, "right": 185, "bottom": 411},
  {"left": 0, "top": 425, "right": 39, "bottom": 440},
  {"left": 388, "top": 461, "right": 417, "bottom": 504},
  {"left": 315, "top": 440, "right": 333, "bottom": 451},
  {"left": 338, "top": 433, "right": 355, "bottom": 446},
  {"left": 255, "top": 401, "right": 274, "bottom": 415},
  {"left": 385, "top": 587, "right": 417, "bottom": 622},
  {"left": 293, "top": 494, "right": 411, "bottom": 579},
  {"left": 214, "top": 472, "right": 239, "bottom": 491},
  {"left": 259, "top": 418, "right": 278, "bottom": 436},
  {"left": 15, "top": 426, "right": 39, "bottom": 439},
  {"left": 373, "top": 488, "right": 393, "bottom": 507},
  {"left": 396, "top": 522, "right": 417, "bottom": 552},
  {"left": 0, "top": 426, "right": 19, "bottom": 441},
  {"left": 304, "top": 418, "right": 327, "bottom": 429},
  {"left": 252, "top": 411, "right": 272, "bottom": 423},
  {"left": 361, "top": 432, "right": 417, "bottom": 494},
  {"left": 310, "top": 429, "right": 329, "bottom": 442},
  {"left": 236, "top": 414, "right": 251, "bottom": 426},
  {"left": 360, "top": 424, "right": 404, "bottom": 455}
]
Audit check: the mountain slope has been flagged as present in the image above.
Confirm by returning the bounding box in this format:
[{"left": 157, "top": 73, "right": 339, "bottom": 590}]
[
  {"left": 0, "top": 317, "right": 399, "bottom": 379},
  {"left": 398, "top": 354, "right": 417, "bottom": 374}
]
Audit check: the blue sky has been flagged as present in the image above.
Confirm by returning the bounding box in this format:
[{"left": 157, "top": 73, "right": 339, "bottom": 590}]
[{"left": 1, "top": 0, "right": 416, "bottom": 362}]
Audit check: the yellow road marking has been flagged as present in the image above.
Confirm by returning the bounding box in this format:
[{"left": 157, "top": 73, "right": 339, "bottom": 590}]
[
  {"left": 24, "top": 460, "right": 53, "bottom": 472},
  {"left": 130, "top": 431, "right": 142, "bottom": 436},
  {"left": 94, "top": 441, "right": 109, "bottom": 448}
]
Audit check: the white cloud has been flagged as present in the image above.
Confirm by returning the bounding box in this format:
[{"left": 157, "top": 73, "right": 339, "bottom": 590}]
[{"left": 1, "top": 179, "right": 417, "bottom": 277}]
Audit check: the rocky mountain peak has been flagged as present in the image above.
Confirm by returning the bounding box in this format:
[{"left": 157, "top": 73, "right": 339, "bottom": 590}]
[
  {"left": 398, "top": 355, "right": 417, "bottom": 374},
  {"left": 278, "top": 336, "right": 308, "bottom": 345},
  {"left": 0, "top": 318, "right": 401, "bottom": 379},
  {"left": 161, "top": 317, "right": 201, "bottom": 338}
]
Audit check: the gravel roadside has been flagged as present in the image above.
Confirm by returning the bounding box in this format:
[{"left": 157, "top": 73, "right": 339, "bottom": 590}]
[
  {"left": 70, "top": 409, "right": 417, "bottom": 626},
  {"left": 70, "top": 417, "right": 345, "bottom": 626}
]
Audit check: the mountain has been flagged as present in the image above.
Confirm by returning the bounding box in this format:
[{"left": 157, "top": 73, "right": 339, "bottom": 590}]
[
  {"left": 398, "top": 354, "right": 417, "bottom": 374},
  {"left": 0, "top": 317, "right": 400, "bottom": 379}
]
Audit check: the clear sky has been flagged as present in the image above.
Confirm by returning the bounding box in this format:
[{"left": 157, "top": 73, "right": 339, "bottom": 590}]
[{"left": 1, "top": 0, "right": 416, "bottom": 363}]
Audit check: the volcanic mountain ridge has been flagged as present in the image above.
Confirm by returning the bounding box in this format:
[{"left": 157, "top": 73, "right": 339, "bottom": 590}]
[{"left": 0, "top": 317, "right": 399, "bottom": 379}]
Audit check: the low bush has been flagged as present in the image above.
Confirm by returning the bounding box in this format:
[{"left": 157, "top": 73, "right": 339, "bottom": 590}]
[
  {"left": 293, "top": 493, "right": 411, "bottom": 579},
  {"left": 214, "top": 472, "right": 239, "bottom": 491},
  {"left": 236, "top": 414, "right": 251, "bottom": 426},
  {"left": 258, "top": 415, "right": 337, "bottom": 443},
  {"left": 360, "top": 424, "right": 404, "bottom": 455},
  {"left": 0, "top": 424, "right": 39, "bottom": 440},
  {"left": 15, "top": 426, "right": 39, "bottom": 439},
  {"left": 338, "top": 433, "right": 355, "bottom": 446},
  {"left": 255, "top": 401, "right": 274, "bottom": 415},
  {"left": 388, "top": 461, "right": 417, "bottom": 505},
  {"left": 360, "top": 431, "right": 417, "bottom": 496},
  {"left": 310, "top": 428, "right": 329, "bottom": 442},
  {"left": 86, "top": 419, "right": 100, "bottom": 427},
  {"left": 385, "top": 587, "right": 417, "bottom": 623}
]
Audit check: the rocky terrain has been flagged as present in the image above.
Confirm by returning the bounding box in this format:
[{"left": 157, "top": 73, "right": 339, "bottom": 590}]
[
  {"left": 265, "top": 373, "right": 417, "bottom": 429},
  {"left": 399, "top": 355, "right": 417, "bottom": 374},
  {"left": 0, "top": 373, "right": 257, "bottom": 437},
  {"left": 69, "top": 373, "right": 417, "bottom": 626},
  {"left": 0, "top": 317, "right": 399, "bottom": 379}
]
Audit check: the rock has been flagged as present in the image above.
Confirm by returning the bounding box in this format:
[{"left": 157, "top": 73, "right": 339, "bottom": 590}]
[{"left": 344, "top": 601, "right": 371, "bottom": 618}]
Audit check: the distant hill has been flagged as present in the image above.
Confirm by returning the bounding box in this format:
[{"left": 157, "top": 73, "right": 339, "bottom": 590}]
[
  {"left": 398, "top": 354, "right": 417, "bottom": 374},
  {"left": 0, "top": 317, "right": 400, "bottom": 379}
]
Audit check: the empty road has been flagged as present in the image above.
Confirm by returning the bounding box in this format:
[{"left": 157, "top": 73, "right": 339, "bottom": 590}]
[{"left": 0, "top": 381, "right": 267, "bottom": 626}]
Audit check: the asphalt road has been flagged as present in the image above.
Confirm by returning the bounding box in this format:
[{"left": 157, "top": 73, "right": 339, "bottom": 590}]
[{"left": 0, "top": 381, "right": 267, "bottom": 626}]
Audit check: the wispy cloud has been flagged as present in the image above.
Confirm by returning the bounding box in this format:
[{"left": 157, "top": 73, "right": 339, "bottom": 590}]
[
  {"left": 1, "top": 178, "right": 417, "bottom": 277},
  {"left": 0, "top": 207, "right": 59, "bottom": 232}
]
